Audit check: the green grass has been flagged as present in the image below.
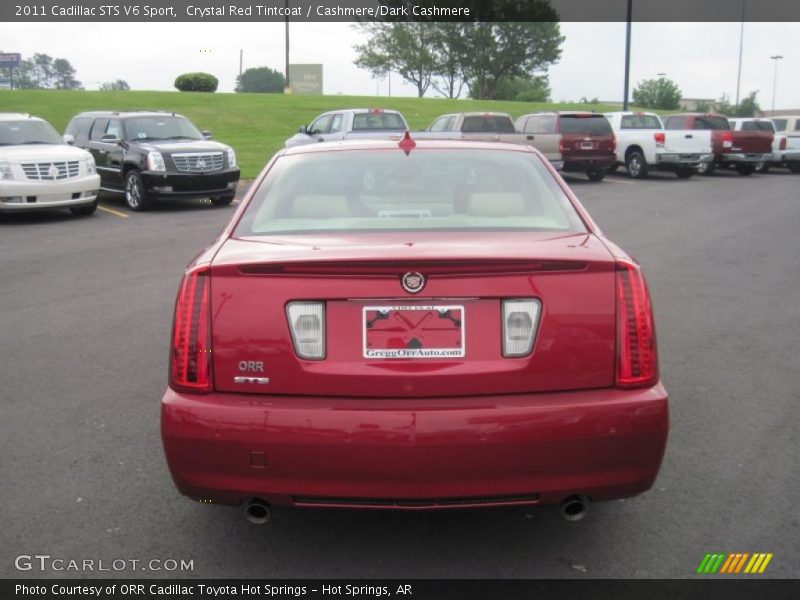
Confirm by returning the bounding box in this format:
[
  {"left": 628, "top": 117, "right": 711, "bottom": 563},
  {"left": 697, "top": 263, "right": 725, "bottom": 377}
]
[{"left": 1, "top": 89, "right": 630, "bottom": 178}]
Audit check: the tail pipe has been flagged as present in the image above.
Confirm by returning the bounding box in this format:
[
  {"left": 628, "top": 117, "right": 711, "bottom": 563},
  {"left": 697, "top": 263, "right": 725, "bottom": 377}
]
[
  {"left": 244, "top": 499, "right": 271, "bottom": 525},
  {"left": 560, "top": 495, "right": 590, "bottom": 521}
]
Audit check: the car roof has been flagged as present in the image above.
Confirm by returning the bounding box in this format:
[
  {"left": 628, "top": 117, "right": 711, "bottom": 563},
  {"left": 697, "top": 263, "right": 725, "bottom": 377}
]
[
  {"left": 0, "top": 112, "right": 44, "bottom": 122},
  {"left": 74, "top": 110, "right": 185, "bottom": 119},
  {"left": 280, "top": 138, "right": 537, "bottom": 156},
  {"left": 604, "top": 111, "right": 659, "bottom": 117},
  {"left": 455, "top": 112, "right": 512, "bottom": 118}
]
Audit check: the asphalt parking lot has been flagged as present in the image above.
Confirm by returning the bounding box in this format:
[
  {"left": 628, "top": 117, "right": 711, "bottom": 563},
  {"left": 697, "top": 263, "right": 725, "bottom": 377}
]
[{"left": 1, "top": 168, "right": 799, "bottom": 579}]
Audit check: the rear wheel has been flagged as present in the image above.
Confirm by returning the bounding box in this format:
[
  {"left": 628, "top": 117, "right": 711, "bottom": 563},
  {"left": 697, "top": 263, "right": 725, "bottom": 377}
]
[
  {"left": 756, "top": 162, "right": 770, "bottom": 174},
  {"left": 625, "top": 151, "right": 648, "bottom": 179},
  {"left": 606, "top": 164, "right": 619, "bottom": 173},
  {"left": 788, "top": 163, "right": 800, "bottom": 173},
  {"left": 125, "top": 170, "right": 152, "bottom": 211},
  {"left": 736, "top": 165, "right": 754, "bottom": 176},
  {"left": 675, "top": 168, "right": 694, "bottom": 179},
  {"left": 586, "top": 168, "right": 605, "bottom": 182},
  {"left": 70, "top": 201, "right": 97, "bottom": 216},
  {"left": 696, "top": 161, "right": 715, "bottom": 176},
  {"left": 211, "top": 194, "right": 235, "bottom": 207}
]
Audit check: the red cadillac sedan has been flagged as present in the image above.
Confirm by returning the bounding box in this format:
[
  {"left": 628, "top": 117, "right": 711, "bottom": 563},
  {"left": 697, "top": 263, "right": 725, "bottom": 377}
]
[{"left": 161, "top": 136, "right": 668, "bottom": 524}]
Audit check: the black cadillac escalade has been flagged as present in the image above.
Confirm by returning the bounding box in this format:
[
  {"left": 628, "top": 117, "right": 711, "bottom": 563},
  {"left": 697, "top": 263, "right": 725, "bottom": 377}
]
[{"left": 64, "top": 111, "right": 240, "bottom": 211}]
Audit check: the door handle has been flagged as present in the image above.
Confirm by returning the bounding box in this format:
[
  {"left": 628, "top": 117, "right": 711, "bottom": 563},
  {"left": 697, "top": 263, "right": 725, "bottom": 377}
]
[
  {"left": 526, "top": 135, "right": 534, "bottom": 140},
  {"left": 99, "top": 150, "right": 107, "bottom": 154},
  {"left": 685, "top": 134, "right": 693, "bottom": 138}
]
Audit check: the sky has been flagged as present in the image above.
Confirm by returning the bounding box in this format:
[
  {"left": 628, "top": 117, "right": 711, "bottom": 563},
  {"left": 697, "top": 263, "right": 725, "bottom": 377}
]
[{"left": 1, "top": 21, "right": 797, "bottom": 109}]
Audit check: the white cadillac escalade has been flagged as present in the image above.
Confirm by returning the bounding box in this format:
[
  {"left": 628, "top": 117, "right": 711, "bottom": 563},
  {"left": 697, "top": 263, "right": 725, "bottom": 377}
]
[{"left": 0, "top": 113, "right": 100, "bottom": 215}]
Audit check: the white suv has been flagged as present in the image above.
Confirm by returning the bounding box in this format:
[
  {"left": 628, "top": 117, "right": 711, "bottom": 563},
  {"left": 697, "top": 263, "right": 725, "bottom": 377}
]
[{"left": 0, "top": 113, "right": 100, "bottom": 215}]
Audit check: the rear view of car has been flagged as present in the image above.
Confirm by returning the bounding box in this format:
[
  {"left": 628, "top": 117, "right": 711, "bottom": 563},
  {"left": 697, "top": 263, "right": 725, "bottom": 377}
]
[
  {"left": 0, "top": 113, "right": 100, "bottom": 216},
  {"left": 548, "top": 112, "right": 616, "bottom": 181},
  {"left": 161, "top": 138, "right": 668, "bottom": 523}
]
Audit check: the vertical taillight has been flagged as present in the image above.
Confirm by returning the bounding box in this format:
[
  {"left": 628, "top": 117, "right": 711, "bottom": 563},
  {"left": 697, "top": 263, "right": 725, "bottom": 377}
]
[
  {"left": 654, "top": 132, "right": 665, "bottom": 147},
  {"left": 170, "top": 268, "right": 213, "bottom": 393},
  {"left": 780, "top": 137, "right": 787, "bottom": 150},
  {"left": 721, "top": 130, "right": 734, "bottom": 148},
  {"left": 615, "top": 260, "right": 658, "bottom": 388}
]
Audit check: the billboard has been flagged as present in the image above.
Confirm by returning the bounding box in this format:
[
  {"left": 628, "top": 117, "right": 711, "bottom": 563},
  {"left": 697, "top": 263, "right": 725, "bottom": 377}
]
[
  {"left": 289, "top": 64, "right": 323, "bottom": 95},
  {"left": 0, "top": 52, "right": 21, "bottom": 68}
]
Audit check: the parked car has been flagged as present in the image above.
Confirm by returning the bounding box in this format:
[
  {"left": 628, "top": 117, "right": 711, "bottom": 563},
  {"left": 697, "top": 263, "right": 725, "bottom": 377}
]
[
  {"left": 663, "top": 113, "right": 772, "bottom": 176},
  {"left": 736, "top": 117, "right": 800, "bottom": 174},
  {"left": 161, "top": 136, "right": 669, "bottom": 523},
  {"left": 517, "top": 112, "right": 615, "bottom": 181},
  {"left": 770, "top": 115, "right": 800, "bottom": 172},
  {"left": 285, "top": 109, "right": 408, "bottom": 148},
  {"left": 64, "top": 111, "right": 240, "bottom": 211},
  {"left": 422, "top": 112, "right": 562, "bottom": 168},
  {"left": 603, "top": 111, "right": 713, "bottom": 179},
  {"left": 0, "top": 113, "right": 99, "bottom": 216}
]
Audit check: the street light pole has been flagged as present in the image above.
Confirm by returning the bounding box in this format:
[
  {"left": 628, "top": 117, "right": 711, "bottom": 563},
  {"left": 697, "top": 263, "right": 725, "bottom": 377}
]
[
  {"left": 770, "top": 55, "right": 783, "bottom": 114},
  {"left": 284, "top": 0, "right": 290, "bottom": 93},
  {"left": 735, "top": 0, "right": 745, "bottom": 107},
  {"left": 622, "top": 0, "right": 632, "bottom": 110}
]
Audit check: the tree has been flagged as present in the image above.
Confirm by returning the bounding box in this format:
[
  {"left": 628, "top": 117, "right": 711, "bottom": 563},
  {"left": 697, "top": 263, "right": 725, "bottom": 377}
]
[
  {"left": 694, "top": 100, "right": 712, "bottom": 113},
  {"left": 734, "top": 91, "right": 761, "bottom": 117},
  {"left": 100, "top": 79, "right": 131, "bottom": 91},
  {"left": 235, "top": 66, "right": 285, "bottom": 93},
  {"left": 354, "top": 23, "right": 438, "bottom": 97},
  {"left": 174, "top": 72, "right": 218, "bottom": 92},
  {"left": 462, "top": 23, "right": 564, "bottom": 100},
  {"left": 430, "top": 23, "right": 468, "bottom": 99},
  {"left": 52, "top": 58, "right": 81, "bottom": 89},
  {"left": 475, "top": 75, "right": 551, "bottom": 103},
  {"left": 632, "top": 77, "right": 682, "bottom": 110},
  {"left": 32, "top": 53, "right": 53, "bottom": 88},
  {"left": 715, "top": 94, "right": 734, "bottom": 116}
]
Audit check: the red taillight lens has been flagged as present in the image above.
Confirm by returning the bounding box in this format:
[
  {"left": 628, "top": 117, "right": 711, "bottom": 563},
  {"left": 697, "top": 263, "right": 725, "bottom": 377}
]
[
  {"left": 654, "top": 132, "right": 665, "bottom": 147},
  {"left": 780, "top": 137, "right": 787, "bottom": 150},
  {"left": 170, "top": 268, "right": 213, "bottom": 393},
  {"left": 721, "top": 130, "right": 733, "bottom": 143},
  {"left": 615, "top": 260, "right": 658, "bottom": 389},
  {"left": 610, "top": 135, "right": 616, "bottom": 153}
]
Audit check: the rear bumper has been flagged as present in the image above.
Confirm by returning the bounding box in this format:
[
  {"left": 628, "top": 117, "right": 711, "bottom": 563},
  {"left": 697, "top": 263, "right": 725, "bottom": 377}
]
[
  {"left": 161, "top": 384, "right": 669, "bottom": 509},
  {"left": 0, "top": 174, "right": 100, "bottom": 212},
  {"left": 719, "top": 152, "right": 765, "bottom": 163},
  {"left": 655, "top": 153, "right": 713, "bottom": 168},
  {"left": 770, "top": 151, "right": 800, "bottom": 164},
  {"left": 562, "top": 155, "right": 616, "bottom": 171},
  {"left": 141, "top": 168, "right": 239, "bottom": 200}
]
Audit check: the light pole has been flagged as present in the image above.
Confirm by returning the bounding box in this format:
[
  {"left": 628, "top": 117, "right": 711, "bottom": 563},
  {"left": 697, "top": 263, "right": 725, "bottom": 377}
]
[
  {"left": 622, "top": 0, "right": 632, "bottom": 110},
  {"left": 770, "top": 55, "right": 783, "bottom": 114},
  {"left": 735, "top": 0, "right": 746, "bottom": 107}
]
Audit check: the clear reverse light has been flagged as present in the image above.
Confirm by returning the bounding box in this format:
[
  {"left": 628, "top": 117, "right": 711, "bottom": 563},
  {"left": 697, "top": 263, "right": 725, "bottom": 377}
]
[
  {"left": 287, "top": 301, "right": 325, "bottom": 360},
  {"left": 502, "top": 299, "right": 541, "bottom": 357}
]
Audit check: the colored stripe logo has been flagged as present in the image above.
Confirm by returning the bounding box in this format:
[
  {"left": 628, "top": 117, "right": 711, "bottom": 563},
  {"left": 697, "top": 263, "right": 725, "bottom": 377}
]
[{"left": 697, "top": 553, "right": 773, "bottom": 574}]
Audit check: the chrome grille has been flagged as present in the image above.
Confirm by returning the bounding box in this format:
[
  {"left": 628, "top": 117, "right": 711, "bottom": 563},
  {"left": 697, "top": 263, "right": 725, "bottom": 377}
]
[
  {"left": 22, "top": 161, "right": 80, "bottom": 181},
  {"left": 171, "top": 152, "right": 224, "bottom": 173}
]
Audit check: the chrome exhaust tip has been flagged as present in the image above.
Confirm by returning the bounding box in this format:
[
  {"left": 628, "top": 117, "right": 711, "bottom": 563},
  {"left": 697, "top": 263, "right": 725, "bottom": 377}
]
[
  {"left": 244, "top": 499, "right": 271, "bottom": 525},
  {"left": 560, "top": 495, "right": 589, "bottom": 521}
]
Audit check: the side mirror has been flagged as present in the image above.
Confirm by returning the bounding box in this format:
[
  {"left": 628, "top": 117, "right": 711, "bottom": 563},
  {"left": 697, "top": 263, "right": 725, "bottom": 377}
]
[
  {"left": 298, "top": 125, "right": 308, "bottom": 134},
  {"left": 63, "top": 134, "right": 75, "bottom": 145},
  {"left": 101, "top": 134, "right": 122, "bottom": 144},
  {"left": 202, "top": 130, "right": 213, "bottom": 140}
]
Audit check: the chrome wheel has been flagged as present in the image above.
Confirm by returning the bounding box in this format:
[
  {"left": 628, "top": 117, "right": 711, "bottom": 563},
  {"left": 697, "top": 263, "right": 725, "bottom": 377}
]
[
  {"left": 125, "top": 174, "right": 141, "bottom": 209},
  {"left": 628, "top": 155, "right": 642, "bottom": 178}
]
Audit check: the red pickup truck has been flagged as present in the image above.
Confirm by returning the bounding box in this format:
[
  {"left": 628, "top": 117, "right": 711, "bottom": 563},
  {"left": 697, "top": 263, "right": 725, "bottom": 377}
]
[{"left": 663, "top": 113, "right": 772, "bottom": 175}]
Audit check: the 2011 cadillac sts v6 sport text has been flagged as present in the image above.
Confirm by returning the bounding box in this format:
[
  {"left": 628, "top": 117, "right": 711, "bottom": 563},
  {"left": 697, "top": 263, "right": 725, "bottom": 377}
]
[{"left": 161, "top": 136, "right": 669, "bottom": 523}]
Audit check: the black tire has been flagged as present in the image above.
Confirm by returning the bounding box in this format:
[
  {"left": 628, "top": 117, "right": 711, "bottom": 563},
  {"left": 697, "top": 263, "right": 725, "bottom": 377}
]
[
  {"left": 606, "top": 164, "right": 619, "bottom": 173},
  {"left": 696, "top": 161, "right": 715, "bottom": 176},
  {"left": 625, "top": 150, "right": 648, "bottom": 179},
  {"left": 756, "top": 162, "right": 770, "bottom": 174},
  {"left": 211, "top": 194, "right": 235, "bottom": 206},
  {"left": 675, "top": 168, "right": 694, "bottom": 179},
  {"left": 586, "top": 169, "right": 605, "bottom": 182},
  {"left": 70, "top": 201, "right": 97, "bottom": 216},
  {"left": 124, "top": 170, "right": 152, "bottom": 211},
  {"left": 736, "top": 165, "right": 754, "bottom": 176},
  {"left": 788, "top": 163, "right": 800, "bottom": 173}
]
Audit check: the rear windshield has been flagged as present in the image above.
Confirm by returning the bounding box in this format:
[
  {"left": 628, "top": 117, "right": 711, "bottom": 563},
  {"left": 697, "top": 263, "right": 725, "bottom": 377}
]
[
  {"left": 620, "top": 114, "right": 662, "bottom": 129},
  {"left": 0, "top": 119, "right": 63, "bottom": 146},
  {"left": 461, "top": 116, "right": 516, "bottom": 133},
  {"left": 352, "top": 113, "right": 406, "bottom": 131},
  {"left": 236, "top": 149, "right": 586, "bottom": 236},
  {"left": 771, "top": 119, "right": 787, "bottom": 131},
  {"left": 693, "top": 116, "right": 729, "bottom": 130},
  {"left": 559, "top": 115, "right": 613, "bottom": 135},
  {"left": 740, "top": 121, "right": 774, "bottom": 132}
]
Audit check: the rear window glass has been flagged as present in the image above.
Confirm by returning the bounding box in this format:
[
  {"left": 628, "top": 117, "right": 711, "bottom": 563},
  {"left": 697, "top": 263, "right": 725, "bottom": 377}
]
[
  {"left": 693, "top": 117, "right": 729, "bottom": 130},
  {"left": 620, "top": 114, "right": 662, "bottom": 129},
  {"left": 522, "top": 115, "right": 557, "bottom": 134},
  {"left": 559, "top": 115, "right": 613, "bottom": 135},
  {"left": 741, "top": 121, "right": 774, "bottom": 132},
  {"left": 352, "top": 113, "right": 406, "bottom": 131},
  {"left": 235, "top": 149, "right": 586, "bottom": 236},
  {"left": 771, "top": 119, "right": 787, "bottom": 131},
  {"left": 461, "top": 116, "right": 516, "bottom": 133}
]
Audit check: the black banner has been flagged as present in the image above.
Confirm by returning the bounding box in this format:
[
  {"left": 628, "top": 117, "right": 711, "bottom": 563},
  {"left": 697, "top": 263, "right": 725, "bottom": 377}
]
[
  {"left": 3, "top": 0, "right": 800, "bottom": 23},
  {"left": 4, "top": 579, "right": 800, "bottom": 600}
]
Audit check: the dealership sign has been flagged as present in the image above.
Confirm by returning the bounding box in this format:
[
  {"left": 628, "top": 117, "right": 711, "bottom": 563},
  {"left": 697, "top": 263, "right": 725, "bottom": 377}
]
[
  {"left": 0, "top": 53, "right": 21, "bottom": 68},
  {"left": 288, "top": 64, "right": 323, "bottom": 95}
]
